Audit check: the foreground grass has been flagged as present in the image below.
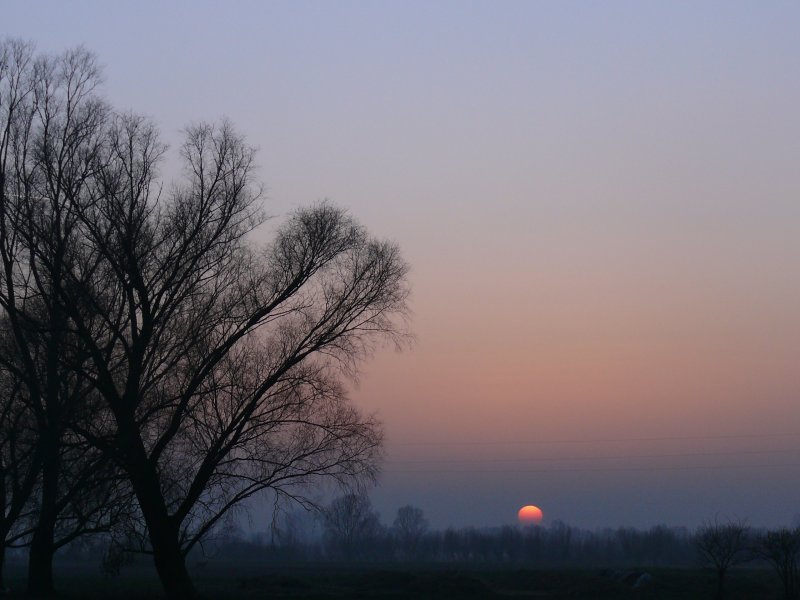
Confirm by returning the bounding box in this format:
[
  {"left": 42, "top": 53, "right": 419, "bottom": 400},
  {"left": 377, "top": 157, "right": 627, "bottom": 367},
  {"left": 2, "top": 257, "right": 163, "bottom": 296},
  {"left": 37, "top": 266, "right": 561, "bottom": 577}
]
[{"left": 1, "top": 560, "right": 781, "bottom": 599}]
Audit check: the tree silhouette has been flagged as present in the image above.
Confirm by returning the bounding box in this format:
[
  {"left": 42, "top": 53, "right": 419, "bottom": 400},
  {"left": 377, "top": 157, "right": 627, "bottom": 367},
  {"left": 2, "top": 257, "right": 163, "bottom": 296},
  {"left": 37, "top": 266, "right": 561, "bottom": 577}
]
[
  {"left": 0, "top": 39, "right": 135, "bottom": 595},
  {"left": 755, "top": 528, "right": 800, "bottom": 600},
  {"left": 694, "top": 519, "right": 749, "bottom": 600},
  {"left": 323, "top": 494, "right": 383, "bottom": 560},
  {"left": 392, "top": 505, "right": 428, "bottom": 559},
  {"left": 0, "top": 39, "right": 409, "bottom": 599}
]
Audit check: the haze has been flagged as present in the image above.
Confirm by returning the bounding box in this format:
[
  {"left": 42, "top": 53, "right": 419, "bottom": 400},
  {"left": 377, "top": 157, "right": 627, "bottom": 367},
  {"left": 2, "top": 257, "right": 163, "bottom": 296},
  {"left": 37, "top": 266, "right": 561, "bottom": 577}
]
[{"left": 7, "top": 0, "right": 800, "bottom": 531}]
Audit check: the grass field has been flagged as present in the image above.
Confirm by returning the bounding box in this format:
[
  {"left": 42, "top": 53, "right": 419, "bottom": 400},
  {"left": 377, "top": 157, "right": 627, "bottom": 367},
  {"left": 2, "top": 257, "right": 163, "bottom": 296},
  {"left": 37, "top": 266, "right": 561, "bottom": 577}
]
[{"left": 0, "top": 560, "right": 783, "bottom": 599}]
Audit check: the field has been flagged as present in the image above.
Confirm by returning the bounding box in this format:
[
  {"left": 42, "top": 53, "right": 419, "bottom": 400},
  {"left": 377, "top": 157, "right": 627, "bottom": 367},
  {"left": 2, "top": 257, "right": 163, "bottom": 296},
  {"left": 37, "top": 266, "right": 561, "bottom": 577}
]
[{"left": 0, "top": 561, "right": 783, "bottom": 599}]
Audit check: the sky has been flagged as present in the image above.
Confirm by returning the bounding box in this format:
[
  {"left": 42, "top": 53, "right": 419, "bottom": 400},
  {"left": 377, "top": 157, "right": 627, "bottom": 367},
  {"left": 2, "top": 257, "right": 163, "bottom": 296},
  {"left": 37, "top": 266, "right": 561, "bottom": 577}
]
[{"left": 6, "top": 1, "right": 800, "bottom": 531}]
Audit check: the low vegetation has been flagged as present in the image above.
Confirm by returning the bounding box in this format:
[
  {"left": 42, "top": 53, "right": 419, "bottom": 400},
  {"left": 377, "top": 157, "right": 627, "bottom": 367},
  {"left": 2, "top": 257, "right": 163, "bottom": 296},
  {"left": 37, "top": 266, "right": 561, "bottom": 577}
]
[{"left": 0, "top": 501, "right": 795, "bottom": 599}]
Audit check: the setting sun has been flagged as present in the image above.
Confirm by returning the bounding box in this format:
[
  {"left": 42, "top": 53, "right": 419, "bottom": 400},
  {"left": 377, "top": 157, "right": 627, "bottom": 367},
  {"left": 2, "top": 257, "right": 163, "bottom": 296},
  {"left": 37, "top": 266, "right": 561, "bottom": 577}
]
[{"left": 518, "top": 505, "right": 544, "bottom": 525}]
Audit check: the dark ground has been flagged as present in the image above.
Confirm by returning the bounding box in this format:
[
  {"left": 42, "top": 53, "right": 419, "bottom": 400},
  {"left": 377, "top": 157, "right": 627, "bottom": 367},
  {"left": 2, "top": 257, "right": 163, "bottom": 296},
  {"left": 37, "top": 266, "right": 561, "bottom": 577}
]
[{"left": 0, "top": 560, "right": 782, "bottom": 599}]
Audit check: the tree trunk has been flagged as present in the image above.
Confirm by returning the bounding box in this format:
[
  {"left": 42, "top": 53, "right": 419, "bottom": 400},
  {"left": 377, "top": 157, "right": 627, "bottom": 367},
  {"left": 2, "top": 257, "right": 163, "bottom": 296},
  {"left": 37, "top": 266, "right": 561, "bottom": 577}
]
[
  {"left": 148, "top": 515, "right": 196, "bottom": 600},
  {"left": 0, "top": 465, "right": 6, "bottom": 591},
  {"left": 0, "top": 541, "right": 7, "bottom": 592},
  {"left": 27, "top": 527, "right": 56, "bottom": 597},
  {"left": 120, "top": 423, "right": 197, "bottom": 600},
  {"left": 715, "top": 569, "right": 725, "bottom": 600},
  {"left": 27, "top": 435, "right": 59, "bottom": 596},
  {"left": 134, "top": 475, "right": 196, "bottom": 599}
]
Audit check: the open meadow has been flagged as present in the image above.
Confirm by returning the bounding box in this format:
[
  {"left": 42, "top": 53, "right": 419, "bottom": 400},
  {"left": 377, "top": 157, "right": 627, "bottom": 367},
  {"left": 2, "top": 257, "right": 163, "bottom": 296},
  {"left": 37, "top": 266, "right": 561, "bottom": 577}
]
[{"left": 0, "top": 560, "right": 782, "bottom": 599}]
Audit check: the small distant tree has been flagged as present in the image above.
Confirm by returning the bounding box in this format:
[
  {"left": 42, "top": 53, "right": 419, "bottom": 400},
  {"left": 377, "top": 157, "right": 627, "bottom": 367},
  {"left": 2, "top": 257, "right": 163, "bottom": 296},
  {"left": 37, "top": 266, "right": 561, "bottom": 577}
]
[
  {"left": 755, "top": 527, "right": 800, "bottom": 600},
  {"left": 269, "top": 509, "right": 313, "bottom": 559},
  {"left": 549, "top": 520, "right": 574, "bottom": 563},
  {"left": 323, "top": 494, "right": 382, "bottom": 560},
  {"left": 695, "top": 519, "right": 750, "bottom": 600},
  {"left": 100, "top": 540, "right": 129, "bottom": 578},
  {"left": 392, "top": 505, "right": 428, "bottom": 559}
]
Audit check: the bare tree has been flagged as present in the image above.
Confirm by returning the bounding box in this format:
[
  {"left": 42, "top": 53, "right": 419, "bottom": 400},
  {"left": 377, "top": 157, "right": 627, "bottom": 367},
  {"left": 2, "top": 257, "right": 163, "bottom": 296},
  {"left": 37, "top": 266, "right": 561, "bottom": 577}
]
[
  {"left": 392, "top": 505, "right": 428, "bottom": 559},
  {"left": 0, "top": 40, "right": 42, "bottom": 589},
  {"left": 69, "top": 127, "right": 405, "bottom": 598},
  {"left": 694, "top": 518, "right": 750, "bottom": 600},
  {"left": 323, "top": 493, "right": 383, "bottom": 560},
  {"left": 0, "top": 39, "right": 138, "bottom": 595},
  {"left": 755, "top": 528, "right": 800, "bottom": 600},
  {"left": 0, "top": 40, "right": 409, "bottom": 599}
]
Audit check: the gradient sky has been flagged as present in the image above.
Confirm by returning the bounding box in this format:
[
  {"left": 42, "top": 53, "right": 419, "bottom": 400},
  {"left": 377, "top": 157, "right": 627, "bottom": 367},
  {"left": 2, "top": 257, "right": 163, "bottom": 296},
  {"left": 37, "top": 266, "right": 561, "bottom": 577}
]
[{"left": 6, "top": 1, "right": 800, "bottom": 531}]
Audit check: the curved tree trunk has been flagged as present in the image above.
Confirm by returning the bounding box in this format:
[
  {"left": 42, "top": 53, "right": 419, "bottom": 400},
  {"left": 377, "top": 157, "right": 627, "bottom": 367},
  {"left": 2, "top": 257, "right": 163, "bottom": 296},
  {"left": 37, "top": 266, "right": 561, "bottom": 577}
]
[
  {"left": 119, "top": 420, "right": 196, "bottom": 599},
  {"left": 135, "top": 476, "right": 196, "bottom": 599},
  {"left": 148, "top": 516, "right": 196, "bottom": 600}
]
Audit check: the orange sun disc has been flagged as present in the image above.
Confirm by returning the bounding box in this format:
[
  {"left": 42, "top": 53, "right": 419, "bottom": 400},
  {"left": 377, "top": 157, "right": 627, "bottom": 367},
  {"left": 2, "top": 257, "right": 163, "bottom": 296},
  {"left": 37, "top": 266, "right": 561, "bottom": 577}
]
[{"left": 518, "top": 505, "right": 543, "bottom": 525}]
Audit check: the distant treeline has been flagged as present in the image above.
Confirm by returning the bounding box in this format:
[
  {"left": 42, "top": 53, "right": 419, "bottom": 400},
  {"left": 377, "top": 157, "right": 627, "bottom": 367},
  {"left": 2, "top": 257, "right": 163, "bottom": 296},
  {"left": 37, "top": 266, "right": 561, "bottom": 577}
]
[
  {"left": 192, "top": 493, "right": 800, "bottom": 595},
  {"left": 10, "top": 493, "right": 800, "bottom": 600},
  {"left": 9, "top": 518, "right": 695, "bottom": 569},
  {"left": 217, "top": 521, "right": 698, "bottom": 568}
]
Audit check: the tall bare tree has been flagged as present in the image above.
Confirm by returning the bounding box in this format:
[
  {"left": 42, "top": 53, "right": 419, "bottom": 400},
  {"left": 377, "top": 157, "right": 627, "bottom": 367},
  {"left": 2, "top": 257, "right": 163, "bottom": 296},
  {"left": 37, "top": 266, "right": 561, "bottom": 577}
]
[
  {"left": 1, "top": 40, "right": 409, "bottom": 599},
  {"left": 70, "top": 121, "right": 406, "bottom": 598},
  {"left": 0, "top": 39, "right": 136, "bottom": 595},
  {"left": 0, "top": 43, "right": 42, "bottom": 589}
]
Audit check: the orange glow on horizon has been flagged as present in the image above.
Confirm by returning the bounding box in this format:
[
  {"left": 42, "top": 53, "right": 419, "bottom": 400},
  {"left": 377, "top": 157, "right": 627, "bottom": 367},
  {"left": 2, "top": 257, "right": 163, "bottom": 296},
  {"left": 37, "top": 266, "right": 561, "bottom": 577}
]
[{"left": 518, "top": 505, "right": 543, "bottom": 525}]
